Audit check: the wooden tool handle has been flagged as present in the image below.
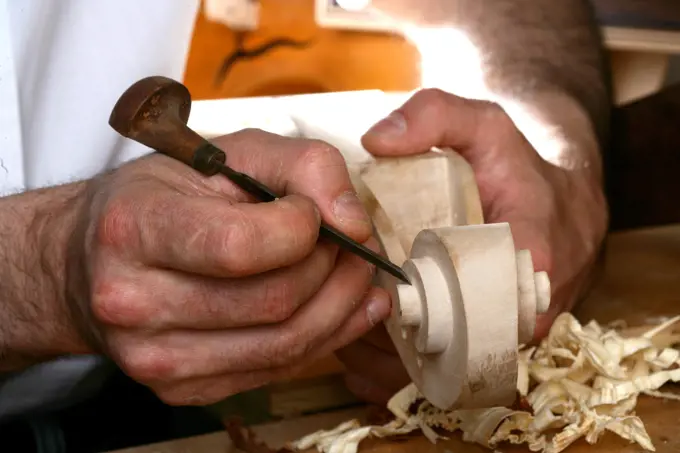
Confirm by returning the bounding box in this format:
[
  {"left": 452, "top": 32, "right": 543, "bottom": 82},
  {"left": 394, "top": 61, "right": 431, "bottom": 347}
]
[{"left": 109, "top": 76, "right": 225, "bottom": 174}]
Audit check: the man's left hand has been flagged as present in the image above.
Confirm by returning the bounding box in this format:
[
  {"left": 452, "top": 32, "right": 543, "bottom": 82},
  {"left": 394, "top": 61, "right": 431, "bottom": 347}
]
[{"left": 336, "top": 88, "right": 608, "bottom": 404}]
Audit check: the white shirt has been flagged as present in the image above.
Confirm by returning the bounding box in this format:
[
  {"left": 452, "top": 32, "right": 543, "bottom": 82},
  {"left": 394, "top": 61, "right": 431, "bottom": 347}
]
[
  {"left": 0, "top": 0, "right": 199, "bottom": 419},
  {"left": 1, "top": 0, "right": 199, "bottom": 194}
]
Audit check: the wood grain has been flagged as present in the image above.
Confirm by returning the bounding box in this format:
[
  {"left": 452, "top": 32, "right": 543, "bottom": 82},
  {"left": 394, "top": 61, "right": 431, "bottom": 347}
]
[{"left": 110, "top": 225, "right": 680, "bottom": 453}]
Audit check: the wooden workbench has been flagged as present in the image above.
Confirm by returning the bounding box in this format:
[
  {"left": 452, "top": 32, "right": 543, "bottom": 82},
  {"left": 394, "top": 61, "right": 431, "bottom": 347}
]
[{"left": 111, "top": 224, "right": 680, "bottom": 453}]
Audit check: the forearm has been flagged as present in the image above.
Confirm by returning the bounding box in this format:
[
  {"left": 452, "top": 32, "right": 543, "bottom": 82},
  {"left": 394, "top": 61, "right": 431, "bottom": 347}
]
[
  {"left": 375, "top": 0, "right": 611, "bottom": 177},
  {"left": 454, "top": 0, "right": 610, "bottom": 148},
  {"left": 444, "top": 0, "right": 610, "bottom": 235},
  {"left": 437, "top": 1, "right": 610, "bottom": 277},
  {"left": 424, "top": 0, "right": 610, "bottom": 298},
  {"left": 0, "top": 182, "right": 87, "bottom": 371}
]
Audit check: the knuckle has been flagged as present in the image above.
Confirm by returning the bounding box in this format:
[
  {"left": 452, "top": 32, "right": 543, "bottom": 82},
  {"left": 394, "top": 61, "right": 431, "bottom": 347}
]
[
  {"left": 90, "top": 279, "right": 152, "bottom": 327},
  {"left": 260, "top": 279, "right": 298, "bottom": 324},
  {"left": 298, "top": 197, "right": 322, "bottom": 228},
  {"left": 215, "top": 210, "right": 261, "bottom": 274},
  {"left": 274, "top": 329, "right": 315, "bottom": 365},
  {"left": 478, "top": 100, "right": 515, "bottom": 132},
  {"left": 118, "top": 344, "right": 175, "bottom": 383},
  {"left": 289, "top": 337, "right": 316, "bottom": 364},
  {"left": 415, "top": 87, "right": 450, "bottom": 104},
  {"left": 414, "top": 88, "right": 515, "bottom": 135},
  {"left": 300, "top": 140, "right": 346, "bottom": 173},
  {"left": 96, "top": 198, "right": 137, "bottom": 249},
  {"left": 230, "top": 127, "right": 262, "bottom": 139},
  {"left": 413, "top": 88, "right": 453, "bottom": 113},
  {"left": 281, "top": 196, "right": 320, "bottom": 246},
  {"left": 411, "top": 89, "right": 464, "bottom": 129},
  {"left": 212, "top": 128, "right": 260, "bottom": 148}
]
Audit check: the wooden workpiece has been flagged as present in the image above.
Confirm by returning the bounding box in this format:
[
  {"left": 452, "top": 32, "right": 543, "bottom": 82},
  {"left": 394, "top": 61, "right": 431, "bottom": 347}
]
[
  {"left": 353, "top": 149, "right": 550, "bottom": 410},
  {"left": 110, "top": 224, "right": 680, "bottom": 453},
  {"left": 286, "top": 109, "right": 551, "bottom": 410}
]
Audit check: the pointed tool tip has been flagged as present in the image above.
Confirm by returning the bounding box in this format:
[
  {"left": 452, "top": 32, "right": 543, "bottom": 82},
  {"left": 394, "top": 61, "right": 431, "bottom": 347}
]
[{"left": 390, "top": 267, "right": 411, "bottom": 285}]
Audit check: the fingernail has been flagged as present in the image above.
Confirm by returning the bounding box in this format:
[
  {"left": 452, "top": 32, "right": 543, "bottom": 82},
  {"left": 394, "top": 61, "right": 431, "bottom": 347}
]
[
  {"left": 333, "top": 191, "right": 371, "bottom": 225},
  {"left": 366, "top": 292, "right": 391, "bottom": 326},
  {"left": 365, "top": 111, "right": 407, "bottom": 139}
]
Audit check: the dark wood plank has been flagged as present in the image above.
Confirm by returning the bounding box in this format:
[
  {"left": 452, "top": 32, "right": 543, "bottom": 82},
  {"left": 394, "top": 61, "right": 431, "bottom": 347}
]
[
  {"left": 592, "top": 0, "right": 680, "bottom": 30},
  {"left": 607, "top": 82, "right": 680, "bottom": 231}
]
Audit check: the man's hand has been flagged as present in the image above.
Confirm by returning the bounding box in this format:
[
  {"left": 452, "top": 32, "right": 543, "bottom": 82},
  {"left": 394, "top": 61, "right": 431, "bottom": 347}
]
[
  {"left": 56, "top": 129, "right": 390, "bottom": 405},
  {"left": 336, "top": 89, "right": 608, "bottom": 405}
]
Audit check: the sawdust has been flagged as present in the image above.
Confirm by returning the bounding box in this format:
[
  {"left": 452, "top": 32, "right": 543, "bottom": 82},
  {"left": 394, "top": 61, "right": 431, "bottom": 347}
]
[{"left": 284, "top": 313, "right": 680, "bottom": 453}]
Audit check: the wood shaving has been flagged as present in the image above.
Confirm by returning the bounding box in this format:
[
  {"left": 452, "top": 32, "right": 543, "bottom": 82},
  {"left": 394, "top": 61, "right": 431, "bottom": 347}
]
[{"left": 287, "top": 313, "right": 680, "bottom": 453}]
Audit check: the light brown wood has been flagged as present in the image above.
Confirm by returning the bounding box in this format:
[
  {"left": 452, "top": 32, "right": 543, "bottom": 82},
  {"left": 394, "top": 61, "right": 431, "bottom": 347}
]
[
  {"left": 359, "top": 151, "right": 549, "bottom": 410},
  {"left": 109, "top": 407, "right": 367, "bottom": 453},
  {"left": 603, "top": 27, "right": 680, "bottom": 54},
  {"left": 296, "top": 108, "right": 551, "bottom": 410},
  {"left": 109, "top": 225, "right": 680, "bottom": 453},
  {"left": 267, "top": 375, "right": 360, "bottom": 418},
  {"left": 610, "top": 50, "right": 670, "bottom": 105}
]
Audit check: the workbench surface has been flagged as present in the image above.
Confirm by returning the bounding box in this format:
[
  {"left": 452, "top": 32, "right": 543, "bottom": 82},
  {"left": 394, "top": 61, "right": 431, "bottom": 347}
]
[{"left": 111, "top": 225, "right": 680, "bottom": 453}]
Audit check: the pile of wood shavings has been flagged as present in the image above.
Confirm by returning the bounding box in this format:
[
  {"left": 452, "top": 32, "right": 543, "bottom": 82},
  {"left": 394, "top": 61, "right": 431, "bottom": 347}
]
[{"left": 287, "top": 313, "right": 680, "bottom": 453}]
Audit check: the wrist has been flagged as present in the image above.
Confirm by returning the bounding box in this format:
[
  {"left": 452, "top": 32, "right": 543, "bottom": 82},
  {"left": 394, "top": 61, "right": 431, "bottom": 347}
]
[
  {"left": 499, "top": 90, "right": 605, "bottom": 177},
  {"left": 37, "top": 182, "right": 93, "bottom": 355},
  {"left": 547, "top": 162, "right": 608, "bottom": 315},
  {"left": 505, "top": 90, "right": 610, "bottom": 242},
  {"left": 0, "top": 182, "right": 90, "bottom": 372},
  {"left": 569, "top": 167, "right": 609, "bottom": 246}
]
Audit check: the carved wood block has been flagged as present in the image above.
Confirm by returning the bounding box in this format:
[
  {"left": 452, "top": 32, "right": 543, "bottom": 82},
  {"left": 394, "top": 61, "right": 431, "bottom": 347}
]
[{"left": 294, "top": 114, "right": 551, "bottom": 411}]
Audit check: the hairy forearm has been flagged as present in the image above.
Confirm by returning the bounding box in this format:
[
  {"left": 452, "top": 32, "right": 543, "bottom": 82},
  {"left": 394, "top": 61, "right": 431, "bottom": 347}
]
[
  {"left": 455, "top": 0, "right": 610, "bottom": 146},
  {"left": 0, "top": 182, "right": 87, "bottom": 371},
  {"left": 422, "top": 0, "right": 610, "bottom": 282},
  {"left": 374, "top": 0, "right": 611, "bottom": 177}
]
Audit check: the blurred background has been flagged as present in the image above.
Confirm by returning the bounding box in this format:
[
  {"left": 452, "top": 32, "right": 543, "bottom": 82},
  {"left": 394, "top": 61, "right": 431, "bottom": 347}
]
[{"left": 183, "top": 0, "right": 680, "bottom": 104}]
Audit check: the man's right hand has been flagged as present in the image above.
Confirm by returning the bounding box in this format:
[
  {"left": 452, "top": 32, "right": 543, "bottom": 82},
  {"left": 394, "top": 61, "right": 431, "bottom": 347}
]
[{"left": 63, "top": 129, "right": 391, "bottom": 406}]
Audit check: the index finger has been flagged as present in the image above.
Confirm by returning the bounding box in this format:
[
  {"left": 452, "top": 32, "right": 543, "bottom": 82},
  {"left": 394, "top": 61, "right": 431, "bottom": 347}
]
[
  {"left": 101, "top": 189, "right": 324, "bottom": 277},
  {"left": 211, "top": 129, "right": 372, "bottom": 244}
]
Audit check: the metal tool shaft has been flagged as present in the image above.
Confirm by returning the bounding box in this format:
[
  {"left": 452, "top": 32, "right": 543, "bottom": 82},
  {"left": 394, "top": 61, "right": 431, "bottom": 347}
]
[{"left": 108, "top": 76, "right": 410, "bottom": 284}]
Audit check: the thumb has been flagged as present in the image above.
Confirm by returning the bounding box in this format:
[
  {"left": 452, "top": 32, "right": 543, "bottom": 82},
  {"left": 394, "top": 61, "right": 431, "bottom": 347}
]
[{"left": 361, "top": 89, "right": 495, "bottom": 164}]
